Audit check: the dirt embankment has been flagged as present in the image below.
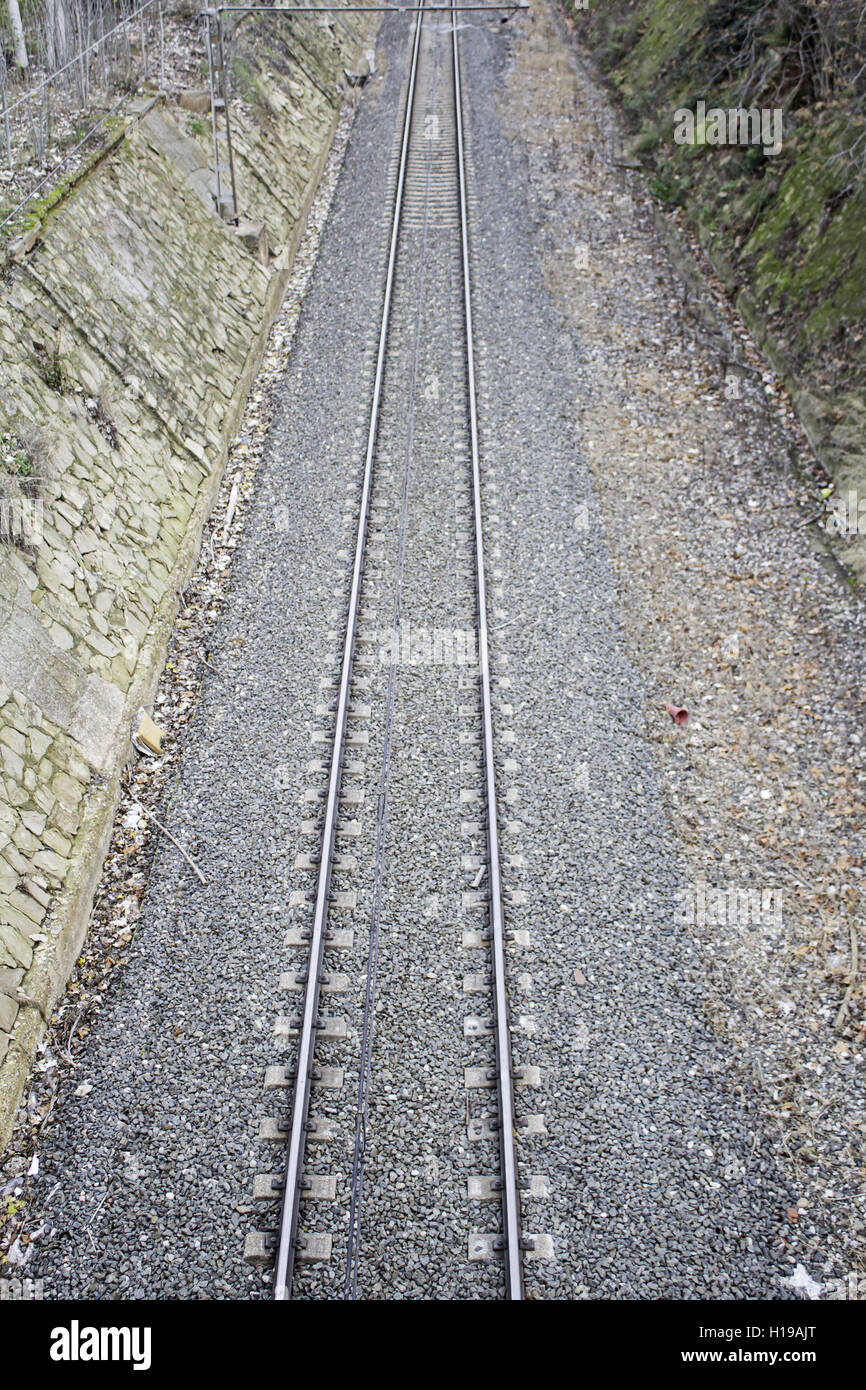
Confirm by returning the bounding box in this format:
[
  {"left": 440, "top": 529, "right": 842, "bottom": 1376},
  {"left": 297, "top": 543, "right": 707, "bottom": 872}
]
[{"left": 562, "top": 0, "right": 866, "bottom": 579}]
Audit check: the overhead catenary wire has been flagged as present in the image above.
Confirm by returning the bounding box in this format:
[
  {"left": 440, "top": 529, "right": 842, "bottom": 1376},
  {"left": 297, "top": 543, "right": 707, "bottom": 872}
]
[{"left": 0, "top": 85, "right": 148, "bottom": 231}]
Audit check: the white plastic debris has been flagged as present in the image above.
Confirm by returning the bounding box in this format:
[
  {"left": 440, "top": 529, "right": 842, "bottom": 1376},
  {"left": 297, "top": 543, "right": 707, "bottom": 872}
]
[
  {"left": 6, "top": 1237, "right": 30, "bottom": 1267},
  {"left": 780, "top": 1264, "right": 823, "bottom": 1300}
]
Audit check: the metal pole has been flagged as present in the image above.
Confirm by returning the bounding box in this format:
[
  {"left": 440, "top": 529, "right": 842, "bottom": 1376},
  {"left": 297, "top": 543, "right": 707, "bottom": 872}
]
[
  {"left": 158, "top": 0, "right": 165, "bottom": 88},
  {"left": 204, "top": 9, "right": 224, "bottom": 218},
  {"left": 218, "top": 8, "right": 239, "bottom": 221}
]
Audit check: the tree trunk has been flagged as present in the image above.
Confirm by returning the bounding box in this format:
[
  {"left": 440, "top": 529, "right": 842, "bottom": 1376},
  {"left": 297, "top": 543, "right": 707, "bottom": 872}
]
[
  {"left": 7, "top": 0, "right": 29, "bottom": 69},
  {"left": 44, "top": 0, "right": 72, "bottom": 71}
]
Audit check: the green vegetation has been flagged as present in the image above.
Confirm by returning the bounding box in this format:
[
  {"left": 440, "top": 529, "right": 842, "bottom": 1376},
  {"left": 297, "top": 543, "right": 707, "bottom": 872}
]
[
  {"left": 0, "top": 421, "right": 49, "bottom": 552},
  {"left": 1, "top": 429, "right": 33, "bottom": 479},
  {"left": 564, "top": 0, "right": 866, "bottom": 487},
  {"left": 35, "top": 328, "right": 72, "bottom": 394},
  {"left": 0, "top": 105, "right": 129, "bottom": 249}
]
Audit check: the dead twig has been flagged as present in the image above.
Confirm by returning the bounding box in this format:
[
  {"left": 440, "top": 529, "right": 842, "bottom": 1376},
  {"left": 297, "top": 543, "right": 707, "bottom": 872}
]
[
  {"left": 223, "top": 477, "right": 241, "bottom": 535},
  {"left": 835, "top": 919, "right": 861, "bottom": 1031},
  {"left": 794, "top": 508, "right": 826, "bottom": 529},
  {"left": 129, "top": 798, "right": 207, "bottom": 886},
  {"left": 37, "top": 1085, "right": 59, "bottom": 1137},
  {"left": 60, "top": 1007, "right": 85, "bottom": 1065}
]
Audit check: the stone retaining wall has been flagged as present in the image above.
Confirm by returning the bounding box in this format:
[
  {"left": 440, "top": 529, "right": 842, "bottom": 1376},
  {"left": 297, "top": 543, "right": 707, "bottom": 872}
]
[{"left": 0, "top": 7, "right": 377, "bottom": 1149}]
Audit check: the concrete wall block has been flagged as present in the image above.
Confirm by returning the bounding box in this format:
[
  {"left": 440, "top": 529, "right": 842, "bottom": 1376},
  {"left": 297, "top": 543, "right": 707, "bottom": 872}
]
[
  {"left": 0, "top": 966, "right": 25, "bottom": 998},
  {"left": 0, "top": 923, "right": 33, "bottom": 971},
  {"left": 0, "top": 995, "right": 18, "bottom": 1034}
]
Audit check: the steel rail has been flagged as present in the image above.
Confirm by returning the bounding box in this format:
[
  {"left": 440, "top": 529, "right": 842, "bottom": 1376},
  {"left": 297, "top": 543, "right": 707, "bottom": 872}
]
[
  {"left": 451, "top": 0, "right": 524, "bottom": 1299},
  {"left": 343, "top": 26, "right": 442, "bottom": 1300},
  {"left": 272, "top": 0, "right": 427, "bottom": 1302}
]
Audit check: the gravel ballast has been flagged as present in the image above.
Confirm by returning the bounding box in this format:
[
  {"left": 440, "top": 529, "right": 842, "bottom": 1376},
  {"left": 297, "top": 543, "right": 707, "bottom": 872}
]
[{"left": 3, "top": 1, "right": 861, "bottom": 1301}]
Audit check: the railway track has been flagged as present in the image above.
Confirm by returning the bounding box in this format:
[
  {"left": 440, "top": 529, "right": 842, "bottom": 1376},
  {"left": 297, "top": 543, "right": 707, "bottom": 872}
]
[{"left": 245, "top": 2, "right": 530, "bottom": 1300}]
